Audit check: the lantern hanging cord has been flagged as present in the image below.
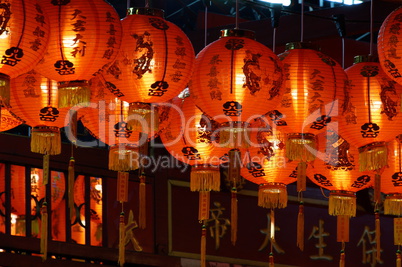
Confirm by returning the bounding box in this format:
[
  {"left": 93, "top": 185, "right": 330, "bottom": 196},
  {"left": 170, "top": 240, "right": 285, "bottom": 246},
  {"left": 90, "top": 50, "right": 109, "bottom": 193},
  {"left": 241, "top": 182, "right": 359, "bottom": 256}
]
[
  {"left": 320, "top": 187, "right": 330, "bottom": 199},
  {"left": 204, "top": 5, "right": 208, "bottom": 47},
  {"left": 57, "top": 5, "right": 66, "bottom": 62},
  {"left": 145, "top": 0, "right": 149, "bottom": 8},
  {"left": 273, "top": 28, "right": 277, "bottom": 54},
  {"left": 369, "top": 0, "right": 373, "bottom": 56},
  {"left": 300, "top": 0, "right": 304, "bottom": 42},
  {"left": 127, "top": 0, "right": 130, "bottom": 9},
  {"left": 235, "top": 0, "right": 239, "bottom": 29},
  {"left": 17, "top": 0, "right": 26, "bottom": 47}
]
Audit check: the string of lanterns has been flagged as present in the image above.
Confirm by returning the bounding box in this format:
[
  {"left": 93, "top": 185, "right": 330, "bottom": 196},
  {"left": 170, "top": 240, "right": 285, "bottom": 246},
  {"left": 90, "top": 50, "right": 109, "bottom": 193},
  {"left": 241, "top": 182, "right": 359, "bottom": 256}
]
[{"left": 3, "top": 0, "right": 402, "bottom": 266}]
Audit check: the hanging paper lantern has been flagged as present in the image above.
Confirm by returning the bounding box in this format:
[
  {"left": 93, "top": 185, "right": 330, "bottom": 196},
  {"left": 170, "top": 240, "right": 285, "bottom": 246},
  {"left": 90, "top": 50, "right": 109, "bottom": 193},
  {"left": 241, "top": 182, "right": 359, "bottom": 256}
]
[
  {"left": 240, "top": 134, "right": 297, "bottom": 210},
  {"left": 102, "top": 7, "right": 195, "bottom": 132},
  {"left": 79, "top": 75, "right": 142, "bottom": 172},
  {"left": 308, "top": 131, "right": 373, "bottom": 217},
  {"left": 35, "top": 0, "right": 123, "bottom": 108},
  {"left": 0, "top": 0, "right": 50, "bottom": 107},
  {"left": 378, "top": 6, "right": 402, "bottom": 86},
  {"left": 275, "top": 42, "right": 347, "bottom": 191},
  {"left": 11, "top": 69, "right": 69, "bottom": 155},
  {"left": 189, "top": 29, "right": 284, "bottom": 148},
  {"left": 340, "top": 55, "right": 402, "bottom": 173},
  {"left": 381, "top": 138, "right": 402, "bottom": 215},
  {"left": 160, "top": 96, "right": 226, "bottom": 221}
]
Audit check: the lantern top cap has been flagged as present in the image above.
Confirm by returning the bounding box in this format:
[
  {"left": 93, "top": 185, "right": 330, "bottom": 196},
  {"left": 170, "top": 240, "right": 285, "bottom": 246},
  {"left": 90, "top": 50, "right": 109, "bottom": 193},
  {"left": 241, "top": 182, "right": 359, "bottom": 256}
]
[
  {"left": 353, "top": 55, "right": 379, "bottom": 64},
  {"left": 127, "top": 7, "right": 164, "bottom": 18},
  {"left": 220, "top": 29, "right": 255, "bottom": 40},
  {"left": 285, "top": 42, "right": 320, "bottom": 51}
]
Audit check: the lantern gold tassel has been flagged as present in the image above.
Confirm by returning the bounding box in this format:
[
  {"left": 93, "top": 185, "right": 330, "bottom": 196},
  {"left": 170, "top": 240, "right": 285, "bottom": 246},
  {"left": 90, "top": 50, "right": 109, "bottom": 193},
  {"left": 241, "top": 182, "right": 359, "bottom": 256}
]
[
  {"left": 339, "top": 249, "right": 345, "bottom": 267},
  {"left": 297, "top": 201, "right": 304, "bottom": 251},
  {"left": 219, "top": 122, "right": 250, "bottom": 148},
  {"left": 358, "top": 142, "right": 388, "bottom": 172},
  {"left": 201, "top": 224, "right": 207, "bottom": 267},
  {"left": 385, "top": 195, "right": 402, "bottom": 215},
  {"left": 68, "top": 157, "right": 75, "bottom": 220},
  {"left": 296, "top": 162, "right": 307, "bottom": 192},
  {"left": 397, "top": 250, "right": 401, "bottom": 267},
  {"left": 58, "top": 81, "right": 90, "bottom": 108},
  {"left": 31, "top": 126, "right": 61, "bottom": 155},
  {"left": 40, "top": 202, "right": 48, "bottom": 261},
  {"left": 199, "top": 191, "right": 210, "bottom": 221},
  {"left": 109, "top": 144, "right": 139, "bottom": 172},
  {"left": 329, "top": 192, "right": 356, "bottom": 217},
  {"left": 375, "top": 211, "right": 381, "bottom": 261},
  {"left": 190, "top": 166, "right": 220, "bottom": 192},
  {"left": 285, "top": 133, "right": 317, "bottom": 162},
  {"left": 269, "top": 252, "right": 274, "bottom": 267},
  {"left": 118, "top": 212, "right": 126, "bottom": 267},
  {"left": 128, "top": 102, "right": 159, "bottom": 133},
  {"left": 139, "top": 174, "right": 146, "bottom": 229},
  {"left": 258, "top": 183, "right": 287, "bottom": 209},
  {"left": 231, "top": 187, "right": 238, "bottom": 246}
]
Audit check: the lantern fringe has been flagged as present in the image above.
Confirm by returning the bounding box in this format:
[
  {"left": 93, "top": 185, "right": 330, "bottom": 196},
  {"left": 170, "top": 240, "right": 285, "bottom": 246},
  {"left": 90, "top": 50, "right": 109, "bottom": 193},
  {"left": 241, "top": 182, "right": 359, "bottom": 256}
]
[
  {"left": 40, "top": 202, "right": 48, "bottom": 261},
  {"left": 285, "top": 134, "right": 316, "bottom": 162},
  {"left": 384, "top": 196, "right": 402, "bottom": 216},
  {"left": 31, "top": 126, "right": 61, "bottom": 155},
  {"left": 397, "top": 250, "right": 401, "bottom": 267},
  {"left": 118, "top": 212, "right": 125, "bottom": 267},
  {"left": 68, "top": 157, "right": 75, "bottom": 221},
  {"left": 190, "top": 167, "right": 220, "bottom": 192},
  {"left": 297, "top": 162, "right": 307, "bottom": 192},
  {"left": 258, "top": 184, "right": 287, "bottom": 209},
  {"left": 329, "top": 193, "right": 356, "bottom": 217},
  {"left": 376, "top": 212, "right": 381, "bottom": 262},
  {"left": 231, "top": 188, "right": 238, "bottom": 246},
  {"left": 297, "top": 202, "right": 304, "bottom": 251},
  {"left": 199, "top": 191, "right": 210, "bottom": 221},
  {"left": 219, "top": 125, "right": 250, "bottom": 148},
  {"left": 128, "top": 102, "right": 159, "bottom": 133},
  {"left": 201, "top": 225, "right": 206, "bottom": 267},
  {"left": 58, "top": 84, "right": 90, "bottom": 108},
  {"left": 359, "top": 143, "right": 388, "bottom": 172},
  {"left": 109, "top": 145, "right": 139, "bottom": 172},
  {"left": 139, "top": 175, "right": 146, "bottom": 229}
]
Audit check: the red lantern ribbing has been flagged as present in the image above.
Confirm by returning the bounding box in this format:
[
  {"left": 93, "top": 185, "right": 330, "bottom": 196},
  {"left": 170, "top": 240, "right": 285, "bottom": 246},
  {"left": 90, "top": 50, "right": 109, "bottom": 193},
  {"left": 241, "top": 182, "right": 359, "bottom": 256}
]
[
  {"left": 378, "top": 7, "right": 402, "bottom": 86},
  {"left": 189, "top": 29, "right": 284, "bottom": 148},
  {"left": 0, "top": 0, "right": 50, "bottom": 107},
  {"left": 102, "top": 7, "right": 195, "bottom": 133},
  {"left": 276, "top": 42, "right": 347, "bottom": 191},
  {"left": 35, "top": 0, "right": 122, "bottom": 108}
]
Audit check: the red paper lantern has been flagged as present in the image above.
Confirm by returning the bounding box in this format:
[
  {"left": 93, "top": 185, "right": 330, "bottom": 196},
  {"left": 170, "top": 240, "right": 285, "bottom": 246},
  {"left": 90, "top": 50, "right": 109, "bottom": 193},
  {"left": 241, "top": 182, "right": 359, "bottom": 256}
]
[
  {"left": 79, "top": 75, "right": 142, "bottom": 172},
  {"left": 275, "top": 42, "right": 347, "bottom": 191},
  {"left": 0, "top": 109, "right": 23, "bottom": 132},
  {"left": 381, "top": 138, "right": 402, "bottom": 215},
  {"left": 102, "top": 7, "right": 195, "bottom": 132},
  {"left": 11, "top": 70, "right": 69, "bottom": 155},
  {"left": 340, "top": 55, "right": 402, "bottom": 173},
  {"left": 35, "top": 0, "right": 123, "bottom": 108},
  {"left": 189, "top": 29, "right": 284, "bottom": 148},
  {"left": 378, "top": 7, "right": 402, "bottom": 86},
  {"left": 160, "top": 96, "right": 225, "bottom": 220},
  {"left": 307, "top": 131, "right": 373, "bottom": 217},
  {"left": 0, "top": 0, "right": 50, "bottom": 107}
]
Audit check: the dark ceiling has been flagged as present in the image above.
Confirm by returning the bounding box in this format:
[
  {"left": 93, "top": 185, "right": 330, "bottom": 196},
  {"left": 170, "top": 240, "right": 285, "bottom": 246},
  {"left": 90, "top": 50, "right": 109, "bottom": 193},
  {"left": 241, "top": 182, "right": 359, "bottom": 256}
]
[{"left": 107, "top": 0, "right": 401, "bottom": 68}]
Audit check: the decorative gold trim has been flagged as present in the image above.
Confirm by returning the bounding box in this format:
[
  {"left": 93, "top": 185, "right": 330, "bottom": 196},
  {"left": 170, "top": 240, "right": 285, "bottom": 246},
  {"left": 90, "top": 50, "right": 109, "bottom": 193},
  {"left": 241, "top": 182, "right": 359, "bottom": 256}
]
[
  {"left": 285, "top": 42, "right": 320, "bottom": 51},
  {"left": 353, "top": 55, "right": 379, "bottom": 64},
  {"left": 220, "top": 29, "right": 255, "bottom": 40},
  {"left": 57, "top": 80, "right": 88, "bottom": 89},
  {"left": 127, "top": 7, "right": 164, "bottom": 17}
]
